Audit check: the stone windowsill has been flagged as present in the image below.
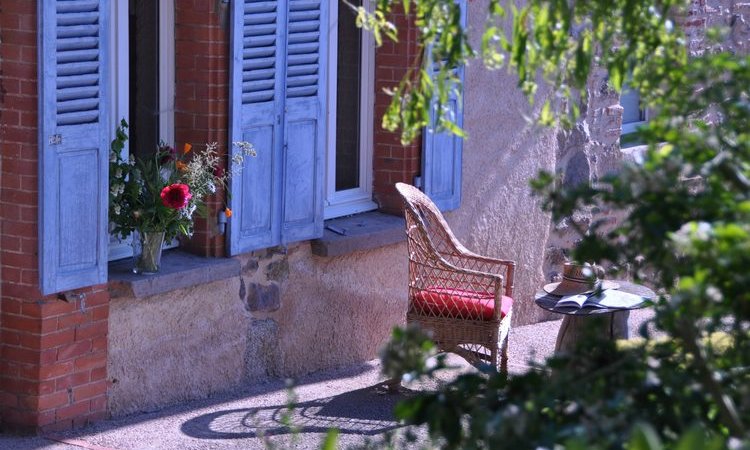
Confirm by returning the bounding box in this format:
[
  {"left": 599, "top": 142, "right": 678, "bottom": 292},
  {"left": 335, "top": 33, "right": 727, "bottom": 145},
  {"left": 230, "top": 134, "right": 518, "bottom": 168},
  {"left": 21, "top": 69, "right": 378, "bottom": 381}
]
[
  {"left": 311, "top": 211, "right": 406, "bottom": 257},
  {"left": 108, "top": 250, "right": 240, "bottom": 299}
]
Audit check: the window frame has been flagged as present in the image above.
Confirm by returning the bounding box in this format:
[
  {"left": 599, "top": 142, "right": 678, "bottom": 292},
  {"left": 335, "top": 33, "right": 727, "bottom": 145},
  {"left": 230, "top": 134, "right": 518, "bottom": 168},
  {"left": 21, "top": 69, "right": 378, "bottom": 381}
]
[{"left": 324, "top": 0, "right": 378, "bottom": 220}]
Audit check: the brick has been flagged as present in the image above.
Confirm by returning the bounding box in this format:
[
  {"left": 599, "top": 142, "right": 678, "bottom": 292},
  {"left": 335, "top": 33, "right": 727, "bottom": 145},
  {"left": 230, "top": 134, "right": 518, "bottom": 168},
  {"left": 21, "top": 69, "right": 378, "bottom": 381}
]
[
  {"left": 36, "top": 329, "right": 76, "bottom": 349},
  {"left": 17, "top": 363, "right": 39, "bottom": 380},
  {"left": 2, "top": 253, "right": 37, "bottom": 273},
  {"left": 74, "top": 353, "right": 106, "bottom": 371},
  {"left": 3, "top": 346, "right": 40, "bottom": 365},
  {"left": 41, "top": 418, "right": 74, "bottom": 433},
  {"left": 81, "top": 410, "right": 108, "bottom": 424},
  {"left": 0, "top": 392, "right": 19, "bottom": 409},
  {"left": 3, "top": 378, "right": 40, "bottom": 396},
  {"left": 40, "top": 349, "right": 58, "bottom": 365},
  {"left": 57, "top": 341, "right": 93, "bottom": 362},
  {"left": 1, "top": 409, "right": 38, "bottom": 428},
  {"left": 36, "top": 410, "right": 57, "bottom": 427},
  {"left": 90, "top": 336, "right": 107, "bottom": 352},
  {"left": 89, "top": 395, "right": 107, "bottom": 413},
  {"left": 72, "top": 380, "right": 106, "bottom": 402},
  {"left": 56, "top": 400, "right": 90, "bottom": 421},
  {"left": 37, "top": 391, "right": 70, "bottom": 410},
  {"left": 55, "top": 371, "right": 90, "bottom": 391},
  {"left": 2, "top": 329, "right": 22, "bottom": 346},
  {"left": 38, "top": 362, "right": 74, "bottom": 380},
  {"left": 38, "top": 380, "right": 56, "bottom": 396},
  {"left": 1, "top": 235, "right": 22, "bottom": 252},
  {"left": 90, "top": 305, "right": 109, "bottom": 321},
  {"left": 90, "top": 367, "right": 107, "bottom": 382},
  {"left": 39, "top": 299, "right": 78, "bottom": 317},
  {"left": 83, "top": 291, "right": 109, "bottom": 307},
  {"left": 56, "top": 313, "right": 88, "bottom": 330}
]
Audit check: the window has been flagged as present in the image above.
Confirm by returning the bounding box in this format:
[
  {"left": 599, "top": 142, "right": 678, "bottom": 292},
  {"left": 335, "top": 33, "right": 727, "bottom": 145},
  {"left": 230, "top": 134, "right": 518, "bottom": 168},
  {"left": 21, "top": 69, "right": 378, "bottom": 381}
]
[
  {"left": 108, "top": 0, "right": 175, "bottom": 261},
  {"left": 620, "top": 85, "right": 650, "bottom": 148},
  {"left": 324, "top": 0, "right": 377, "bottom": 219}
]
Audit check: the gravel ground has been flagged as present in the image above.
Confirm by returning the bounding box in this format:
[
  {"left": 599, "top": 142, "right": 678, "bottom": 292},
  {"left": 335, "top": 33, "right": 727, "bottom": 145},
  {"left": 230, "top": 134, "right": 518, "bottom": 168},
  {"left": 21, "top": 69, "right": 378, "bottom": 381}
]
[{"left": 1, "top": 309, "right": 658, "bottom": 450}]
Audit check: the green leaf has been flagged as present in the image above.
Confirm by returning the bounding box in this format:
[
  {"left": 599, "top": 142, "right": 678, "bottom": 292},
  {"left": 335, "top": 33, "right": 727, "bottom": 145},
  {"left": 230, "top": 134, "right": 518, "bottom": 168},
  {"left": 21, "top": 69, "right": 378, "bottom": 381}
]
[
  {"left": 320, "top": 429, "right": 339, "bottom": 450},
  {"left": 627, "top": 423, "right": 663, "bottom": 450}
]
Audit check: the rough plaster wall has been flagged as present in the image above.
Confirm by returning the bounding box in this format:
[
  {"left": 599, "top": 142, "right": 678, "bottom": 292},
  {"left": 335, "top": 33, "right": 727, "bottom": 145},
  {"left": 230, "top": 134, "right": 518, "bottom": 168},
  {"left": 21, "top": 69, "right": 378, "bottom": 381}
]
[
  {"left": 261, "top": 243, "right": 407, "bottom": 377},
  {"left": 108, "top": 277, "right": 252, "bottom": 417}
]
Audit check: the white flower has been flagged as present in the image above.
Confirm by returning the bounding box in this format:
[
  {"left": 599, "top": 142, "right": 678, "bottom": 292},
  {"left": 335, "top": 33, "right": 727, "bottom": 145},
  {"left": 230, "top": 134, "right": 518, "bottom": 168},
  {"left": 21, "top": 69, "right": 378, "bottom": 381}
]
[
  {"left": 705, "top": 285, "right": 723, "bottom": 303},
  {"left": 113, "top": 204, "right": 121, "bottom": 215},
  {"left": 207, "top": 181, "right": 216, "bottom": 194}
]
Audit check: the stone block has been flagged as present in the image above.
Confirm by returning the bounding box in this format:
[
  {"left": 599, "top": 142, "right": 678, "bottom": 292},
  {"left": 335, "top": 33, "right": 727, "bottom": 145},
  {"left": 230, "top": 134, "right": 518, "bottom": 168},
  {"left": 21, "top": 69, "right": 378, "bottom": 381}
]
[
  {"left": 266, "top": 259, "right": 289, "bottom": 282},
  {"left": 246, "top": 282, "right": 280, "bottom": 312}
]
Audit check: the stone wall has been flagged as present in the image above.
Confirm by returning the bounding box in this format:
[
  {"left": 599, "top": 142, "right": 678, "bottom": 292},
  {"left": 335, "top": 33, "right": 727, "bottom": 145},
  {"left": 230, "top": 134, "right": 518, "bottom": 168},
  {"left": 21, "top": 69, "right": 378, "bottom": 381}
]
[{"left": 539, "top": 0, "right": 750, "bottom": 291}]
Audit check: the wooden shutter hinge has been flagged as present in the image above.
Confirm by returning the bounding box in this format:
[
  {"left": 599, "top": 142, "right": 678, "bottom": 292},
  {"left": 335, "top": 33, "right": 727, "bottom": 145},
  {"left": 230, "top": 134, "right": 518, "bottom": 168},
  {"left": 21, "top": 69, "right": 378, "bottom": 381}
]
[{"left": 49, "top": 134, "right": 62, "bottom": 145}]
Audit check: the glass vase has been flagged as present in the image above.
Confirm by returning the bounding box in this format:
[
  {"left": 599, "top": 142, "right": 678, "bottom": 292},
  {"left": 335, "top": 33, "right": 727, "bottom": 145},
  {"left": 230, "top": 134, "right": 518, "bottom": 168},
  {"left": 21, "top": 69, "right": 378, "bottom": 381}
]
[{"left": 132, "top": 230, "right": 165, "bottom": 274}]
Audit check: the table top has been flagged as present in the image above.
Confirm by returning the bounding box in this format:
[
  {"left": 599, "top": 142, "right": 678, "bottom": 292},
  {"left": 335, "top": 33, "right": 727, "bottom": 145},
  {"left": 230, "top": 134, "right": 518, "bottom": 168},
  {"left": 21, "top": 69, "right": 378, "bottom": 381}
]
[{"left": 534, "top": 280, "right": 657, "bottom": 316}]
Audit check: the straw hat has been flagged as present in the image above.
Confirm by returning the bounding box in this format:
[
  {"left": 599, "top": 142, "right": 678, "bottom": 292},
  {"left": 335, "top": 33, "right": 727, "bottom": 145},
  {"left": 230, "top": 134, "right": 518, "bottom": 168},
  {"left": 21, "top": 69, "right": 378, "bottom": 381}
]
[{"left": 543, "top": 263, "right": 619, "bottom": 296}]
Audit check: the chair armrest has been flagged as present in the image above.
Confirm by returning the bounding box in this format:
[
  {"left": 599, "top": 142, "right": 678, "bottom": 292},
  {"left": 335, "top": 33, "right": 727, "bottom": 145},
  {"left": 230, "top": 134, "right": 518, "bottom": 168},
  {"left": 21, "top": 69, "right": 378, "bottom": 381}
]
[{"left": 443, "top": 249, "right": 515, "bottom": 297}]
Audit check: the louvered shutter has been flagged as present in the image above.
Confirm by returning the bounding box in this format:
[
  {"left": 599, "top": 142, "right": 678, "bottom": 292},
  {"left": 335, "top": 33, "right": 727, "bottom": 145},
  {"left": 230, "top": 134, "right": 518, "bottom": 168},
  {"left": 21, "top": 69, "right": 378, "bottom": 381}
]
[
  {"left": 39, "top": 0, "right": 110, "bottom": 294},
  {"left": 422, "top": 0, "right": 466, "bottom": 212},
  {"left": 281, "top": 0, "right": 327, "bottom": 243},
  {"left": 229, "top": 0, "right": 285, "bottom": 254},
  {"left": 229, "top": 0, "right": 327, "bottom": 254}
]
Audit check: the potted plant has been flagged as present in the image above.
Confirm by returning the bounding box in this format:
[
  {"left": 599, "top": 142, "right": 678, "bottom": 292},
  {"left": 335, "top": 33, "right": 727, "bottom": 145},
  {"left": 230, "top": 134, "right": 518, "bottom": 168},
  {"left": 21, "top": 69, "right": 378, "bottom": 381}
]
[{"left": 108, "top": 120, "right": 255, "bottom": 273}]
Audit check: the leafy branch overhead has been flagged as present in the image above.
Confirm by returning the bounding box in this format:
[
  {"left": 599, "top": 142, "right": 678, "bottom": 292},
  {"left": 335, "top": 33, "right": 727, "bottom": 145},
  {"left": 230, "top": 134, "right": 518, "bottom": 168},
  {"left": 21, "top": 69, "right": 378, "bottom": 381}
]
[{"left": 356, "top": 0, "right": 685, "bottom": 141}]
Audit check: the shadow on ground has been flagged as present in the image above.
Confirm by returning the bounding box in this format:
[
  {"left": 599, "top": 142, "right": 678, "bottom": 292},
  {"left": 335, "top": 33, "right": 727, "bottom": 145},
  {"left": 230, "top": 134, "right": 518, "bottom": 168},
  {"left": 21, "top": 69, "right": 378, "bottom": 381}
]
[{"left": 180, "top": 383, "right": 414, "bottom": 440}]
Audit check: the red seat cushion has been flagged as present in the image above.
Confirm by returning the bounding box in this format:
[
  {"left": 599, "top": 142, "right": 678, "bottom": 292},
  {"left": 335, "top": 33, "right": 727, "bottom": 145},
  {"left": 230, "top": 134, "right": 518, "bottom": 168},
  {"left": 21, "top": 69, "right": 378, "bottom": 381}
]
[{"left": 412, "top": 287, "right": 513, "bottom": 321}]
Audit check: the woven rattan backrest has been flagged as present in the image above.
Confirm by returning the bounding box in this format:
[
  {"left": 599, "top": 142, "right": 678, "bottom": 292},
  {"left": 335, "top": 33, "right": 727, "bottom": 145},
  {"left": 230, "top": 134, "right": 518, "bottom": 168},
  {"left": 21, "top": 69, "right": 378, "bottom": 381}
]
[{"left": 395, "top": 183, "right": 464, "bottom": 266}]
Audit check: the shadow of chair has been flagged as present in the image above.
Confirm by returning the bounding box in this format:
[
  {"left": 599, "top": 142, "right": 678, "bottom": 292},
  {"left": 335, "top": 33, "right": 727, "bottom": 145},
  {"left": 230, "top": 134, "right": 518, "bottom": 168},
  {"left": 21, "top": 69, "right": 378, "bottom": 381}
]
[{"left": 395, "top": 183, "right": 515, "bottom": 373}]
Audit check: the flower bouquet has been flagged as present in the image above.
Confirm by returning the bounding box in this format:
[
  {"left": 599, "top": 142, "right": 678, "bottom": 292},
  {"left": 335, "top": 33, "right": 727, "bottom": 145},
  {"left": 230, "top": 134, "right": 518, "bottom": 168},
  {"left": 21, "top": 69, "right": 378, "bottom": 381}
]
[{"left": 109, "top": 120, "right": 255, "bottom": 273}]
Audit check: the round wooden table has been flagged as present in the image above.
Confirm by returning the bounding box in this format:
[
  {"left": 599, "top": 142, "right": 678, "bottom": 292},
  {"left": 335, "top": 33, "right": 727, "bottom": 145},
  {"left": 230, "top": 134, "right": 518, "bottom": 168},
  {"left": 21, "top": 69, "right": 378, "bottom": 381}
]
[{"left": 534, "top": 281, "right": 656, "bottom": 353}]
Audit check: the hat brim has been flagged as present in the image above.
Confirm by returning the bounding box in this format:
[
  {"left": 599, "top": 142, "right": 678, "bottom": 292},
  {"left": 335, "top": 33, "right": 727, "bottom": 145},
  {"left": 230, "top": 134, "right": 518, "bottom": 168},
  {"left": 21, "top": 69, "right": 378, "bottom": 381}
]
[{"left": 543, "top": 279, "right": 620, "bottom": 296}]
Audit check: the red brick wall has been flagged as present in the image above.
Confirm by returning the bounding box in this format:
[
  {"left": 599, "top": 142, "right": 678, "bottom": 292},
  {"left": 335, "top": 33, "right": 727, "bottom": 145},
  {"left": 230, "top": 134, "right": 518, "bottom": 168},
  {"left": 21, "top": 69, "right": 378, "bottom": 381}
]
[
  {"left": 174, "top": 0, "right": 230, "bottom": 257},
  {"left": 0, "top": 1, "right": 109, "bottom": 433},
  {"left": 372, "top": 7, "right": 422, "bottom": 215}
]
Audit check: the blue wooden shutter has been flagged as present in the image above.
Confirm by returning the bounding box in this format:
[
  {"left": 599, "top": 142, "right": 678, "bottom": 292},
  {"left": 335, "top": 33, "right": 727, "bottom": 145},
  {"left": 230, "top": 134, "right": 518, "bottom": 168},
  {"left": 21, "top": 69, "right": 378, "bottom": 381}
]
[
  {"left": 421, "top": 0, "right": 466, "bottom": 212},
  {"left": 229, "top": 0, "right": 327, "bottom": 253},
  {"left": 229, "top": 0, "right": 285, "bottom": 254},
  {"left": 39, "top": 0, "right": 110, "bottom": 295},
  {"left": 281, "top": 0, "right": 327, "bottom": 243}
]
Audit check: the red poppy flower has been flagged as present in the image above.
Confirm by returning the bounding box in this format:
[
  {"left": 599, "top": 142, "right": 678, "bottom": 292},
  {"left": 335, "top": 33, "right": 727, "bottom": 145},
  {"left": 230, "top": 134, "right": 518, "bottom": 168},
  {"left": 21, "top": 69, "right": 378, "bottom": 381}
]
[{"left": 160, "top": 183, "right": 192, "bottom": 209}]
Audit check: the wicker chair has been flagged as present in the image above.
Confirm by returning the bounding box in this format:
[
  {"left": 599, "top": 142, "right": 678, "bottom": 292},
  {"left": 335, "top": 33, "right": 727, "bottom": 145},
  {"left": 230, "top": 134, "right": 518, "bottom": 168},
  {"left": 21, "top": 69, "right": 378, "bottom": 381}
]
[{"left": 395, "top": 183, "right": 515, "bottom": 373}]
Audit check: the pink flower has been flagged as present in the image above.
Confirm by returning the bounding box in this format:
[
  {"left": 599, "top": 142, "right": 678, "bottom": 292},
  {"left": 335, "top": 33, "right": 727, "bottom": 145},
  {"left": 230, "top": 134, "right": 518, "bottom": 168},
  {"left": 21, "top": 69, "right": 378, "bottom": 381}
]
[{"left": 160, "top": 184, "right": 192, "bottom": 209}]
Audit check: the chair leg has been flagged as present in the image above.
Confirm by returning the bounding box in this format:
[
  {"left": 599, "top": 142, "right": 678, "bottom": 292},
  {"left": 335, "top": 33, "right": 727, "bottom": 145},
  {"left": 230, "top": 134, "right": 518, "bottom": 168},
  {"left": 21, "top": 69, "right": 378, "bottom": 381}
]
[{"left": 500, "top": 343, "right": 509, "bottom": 376}]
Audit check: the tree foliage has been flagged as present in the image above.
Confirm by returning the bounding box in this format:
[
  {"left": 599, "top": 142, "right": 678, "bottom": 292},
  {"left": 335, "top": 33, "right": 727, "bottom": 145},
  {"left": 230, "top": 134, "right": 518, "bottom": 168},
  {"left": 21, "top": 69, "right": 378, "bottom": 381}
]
[{"left": 360, "top": 0, "right": 750, "bottom": 448}]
